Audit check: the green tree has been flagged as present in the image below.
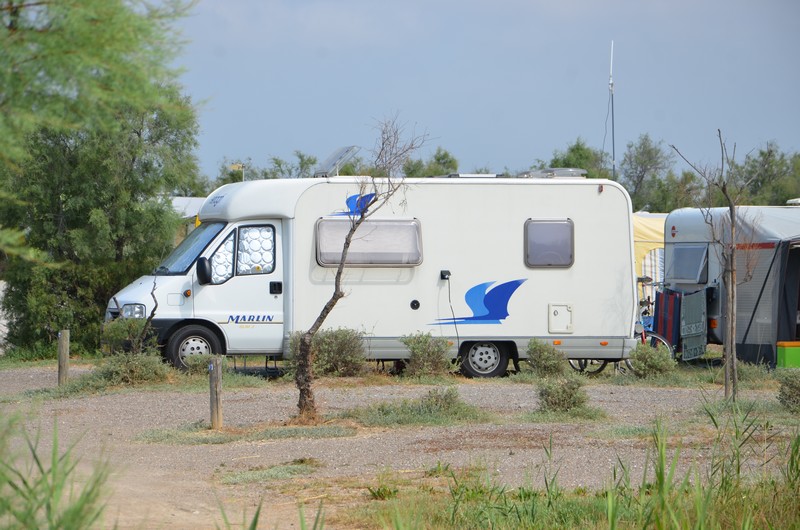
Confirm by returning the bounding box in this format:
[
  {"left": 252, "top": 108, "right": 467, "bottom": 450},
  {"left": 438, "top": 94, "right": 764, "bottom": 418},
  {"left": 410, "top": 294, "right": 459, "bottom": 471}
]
[
  {"left": 264, "top": 151, "right": 318, "bottom": 179},
  {"left": 619, "top": 134, "right": 675, "bottom": 211},
  {"left": 215, "top": 151, "right": 319, "bottom": 187},
  {"left": 0, "top": 85, "right": 199, "bottom": 352},
  {"left": 403, "top": 147, "right": 458, "bottom": 177},
  {"left": 542, "top": 138, "right": 611, "bottom": 179},
  {"left": 0, "top": 0, "right": 191, "bottom": 258},
  {"left": 648, "top": 170, "right": 705, "bottom": 212},
  {"left": 733, "top": 143, "right": 799, "bottom": 205}
]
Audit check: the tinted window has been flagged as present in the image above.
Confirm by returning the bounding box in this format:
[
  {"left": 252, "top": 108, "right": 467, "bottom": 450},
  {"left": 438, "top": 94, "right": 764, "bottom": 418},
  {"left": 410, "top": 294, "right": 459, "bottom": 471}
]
[{"left": 525, "top": 219, "right": 574, "bottom": 267}]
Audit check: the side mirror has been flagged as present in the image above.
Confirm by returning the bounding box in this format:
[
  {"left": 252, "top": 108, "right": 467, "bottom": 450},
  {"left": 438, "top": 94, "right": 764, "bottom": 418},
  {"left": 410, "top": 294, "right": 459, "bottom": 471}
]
[{"left": 196, "top": 257, "right": 212, "bottom": 285}]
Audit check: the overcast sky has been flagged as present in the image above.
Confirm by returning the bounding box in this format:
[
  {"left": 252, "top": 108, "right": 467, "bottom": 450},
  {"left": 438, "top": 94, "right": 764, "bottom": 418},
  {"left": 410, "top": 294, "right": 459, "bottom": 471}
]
[{"left": 174, "top": 0, "right": 800, "bottom": 181}]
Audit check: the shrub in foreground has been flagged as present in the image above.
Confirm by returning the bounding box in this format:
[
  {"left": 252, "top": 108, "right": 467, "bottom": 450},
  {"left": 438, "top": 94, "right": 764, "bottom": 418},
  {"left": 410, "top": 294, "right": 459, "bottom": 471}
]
[
  {"left": 777, "top": 368, "right": 800, "bottom": 413},
  {"left": 94, "top": 351, "right": 170, "bottom": 386},
  {"left": 287, "top": 328, "right": 367, "bottom": 377},
  {"left": 538, "top": 374, "right": 588, "bottom": 412},
  {"left": 525, "top": 339, "right": 567, "bottom": 377},
  {"left": 629, "top": 341, "right": 677, "bottom": 378},
  {"left": 401, "top": 332, "right": 451, "bottom": 377}
]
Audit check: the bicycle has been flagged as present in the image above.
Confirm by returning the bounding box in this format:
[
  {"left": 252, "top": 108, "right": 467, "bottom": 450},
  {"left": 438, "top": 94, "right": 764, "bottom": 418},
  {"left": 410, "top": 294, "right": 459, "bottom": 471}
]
[
  {"left": 569, "top": 276, "right": 674, "bottom": 375},
  {"left": 628, "top": 277, "right": 675, "bottom": 362}
]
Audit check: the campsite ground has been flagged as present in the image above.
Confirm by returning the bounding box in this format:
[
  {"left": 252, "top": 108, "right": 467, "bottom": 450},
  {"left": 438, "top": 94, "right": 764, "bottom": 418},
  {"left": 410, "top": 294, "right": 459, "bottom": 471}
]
[{"left": 0, "top": 363, "right": 788, "bottom": 529}]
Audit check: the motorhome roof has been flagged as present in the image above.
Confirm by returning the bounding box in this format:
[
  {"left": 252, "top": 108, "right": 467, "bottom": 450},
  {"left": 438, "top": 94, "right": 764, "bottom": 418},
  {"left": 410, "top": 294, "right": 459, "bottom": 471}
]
[
  {"left": 518, "top": 168, "right": 587, "bottom": 178},
  {"left": 198, "top": 175, "right": 625, "bottom": 222}
]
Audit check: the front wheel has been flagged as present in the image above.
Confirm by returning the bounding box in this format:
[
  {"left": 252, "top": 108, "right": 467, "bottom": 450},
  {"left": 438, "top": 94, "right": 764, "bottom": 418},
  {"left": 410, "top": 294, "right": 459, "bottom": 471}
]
[
  {"left": 460, "top": 342, "right": 509, "bottom": 378},
  {"left": 166, "top": 325, "right": 223, "bottom": 369}
]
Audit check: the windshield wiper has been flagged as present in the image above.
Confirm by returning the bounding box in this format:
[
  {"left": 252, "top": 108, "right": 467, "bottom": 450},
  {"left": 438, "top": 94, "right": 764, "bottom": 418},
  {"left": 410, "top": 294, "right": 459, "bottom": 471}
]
[{"left": 153, "top": 265, "right": 171, "bottom": 275}]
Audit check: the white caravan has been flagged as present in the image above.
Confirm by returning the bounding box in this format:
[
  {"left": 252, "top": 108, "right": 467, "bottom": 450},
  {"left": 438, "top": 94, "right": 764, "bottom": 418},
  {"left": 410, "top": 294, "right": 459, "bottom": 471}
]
[
  {"left": 663, "top": 206, "right": 800, "bottom": 365},
  {"left": 106, "top": 174, "right": 639, "bottom": 377}
]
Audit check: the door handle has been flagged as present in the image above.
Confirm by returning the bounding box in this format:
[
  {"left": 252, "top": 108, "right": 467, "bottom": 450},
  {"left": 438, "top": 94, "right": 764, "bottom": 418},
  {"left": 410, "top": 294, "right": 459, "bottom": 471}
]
[{"left": 269, "top": 281, "right": 283, "bottom": 295}]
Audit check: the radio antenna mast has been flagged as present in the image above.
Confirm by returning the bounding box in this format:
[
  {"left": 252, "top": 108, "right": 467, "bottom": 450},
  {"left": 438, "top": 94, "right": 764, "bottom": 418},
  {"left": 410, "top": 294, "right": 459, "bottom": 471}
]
[{"left": 609, "top": 41, "right": 616, "bottom": 180}]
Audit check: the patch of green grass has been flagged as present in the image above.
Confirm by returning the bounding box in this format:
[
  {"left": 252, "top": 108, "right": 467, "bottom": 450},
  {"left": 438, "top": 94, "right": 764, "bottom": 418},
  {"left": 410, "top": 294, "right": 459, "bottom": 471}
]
[
  {"left": 520, "top": 405, "right": 608, "bottom": 423},
  {"left": 221, "top": 458, "right": 323, "bottom": 485},
  {"left": 347, "top": 421, "right": 800, "bottom": 530},
  {"left": 137, "top": 421, "right": 357, "bottom": 445},
  {"left": 396, "top": 373, "right": 460, "bottom": 385},
  {"left": 602, "top": 424, "right": 653, "bottom": 439},
  {"left": 0, "top": 415, "right": 110, "bottom": 528},
  {"left": 339, "top": 387, "right": 491, "bottom": 427}
]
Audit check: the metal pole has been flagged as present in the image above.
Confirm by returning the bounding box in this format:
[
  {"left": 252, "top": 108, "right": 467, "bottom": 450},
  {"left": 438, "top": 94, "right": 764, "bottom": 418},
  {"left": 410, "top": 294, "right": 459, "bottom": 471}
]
[{"left": 609, "top": 40, "right": 616, "bottom": 180}]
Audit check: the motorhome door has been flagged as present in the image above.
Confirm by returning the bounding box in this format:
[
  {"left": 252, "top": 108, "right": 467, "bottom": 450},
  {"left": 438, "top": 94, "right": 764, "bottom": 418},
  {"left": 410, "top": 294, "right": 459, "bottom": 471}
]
[{"left": 193, "top": 221, "right": 284, "bottom": 353}]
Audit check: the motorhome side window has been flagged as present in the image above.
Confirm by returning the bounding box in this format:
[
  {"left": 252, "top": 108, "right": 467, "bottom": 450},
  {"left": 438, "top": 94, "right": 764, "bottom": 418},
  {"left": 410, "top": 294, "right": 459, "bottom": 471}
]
[
  {"left": 210, "top": 225, "right": 276, "bottom": 284},
  {"left": 668, "top": 244, "right": 708, "bottom": 284},
  {"left": 315, "top": 218, "right": 422, "bottom": 267},
  {"left": 524, "top": 219, "right": 574, "bottom": 268}
]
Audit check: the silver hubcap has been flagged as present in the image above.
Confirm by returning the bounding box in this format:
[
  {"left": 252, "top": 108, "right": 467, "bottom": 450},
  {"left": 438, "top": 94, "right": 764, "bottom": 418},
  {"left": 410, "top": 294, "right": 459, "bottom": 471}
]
[
  {"left": 178, "top": 336, "right": 211, "bottom": 360},
  {"left": 467, "top": 343, "right": 500, "bottom": 374}
]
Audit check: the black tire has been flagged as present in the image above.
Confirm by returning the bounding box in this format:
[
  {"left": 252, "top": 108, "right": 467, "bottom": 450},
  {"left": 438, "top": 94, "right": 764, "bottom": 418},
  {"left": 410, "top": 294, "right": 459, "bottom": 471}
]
[
  {"left": 166, "top": 325, "right": 222, "bottom": 369},
  {"left": 634, "top": 331, "right": 675, "bottom": 359},
  {"left": 646, "top": 331, "right": 675, "bottom": 358},
  {"left": 460, "top": 342, "right": 509, "bottom": 378},
  {"left": 568, "top": 359, "right": 609, "bottom": 375}
]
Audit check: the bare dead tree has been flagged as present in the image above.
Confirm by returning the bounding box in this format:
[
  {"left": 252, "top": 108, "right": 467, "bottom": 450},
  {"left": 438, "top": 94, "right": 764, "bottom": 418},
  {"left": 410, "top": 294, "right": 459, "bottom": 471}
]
[
  {"left": 671, "top": 130, "right": 761, "bottom": 401},
  {"left": 294, "top": 115, "right": 427, "bottom": 422}
]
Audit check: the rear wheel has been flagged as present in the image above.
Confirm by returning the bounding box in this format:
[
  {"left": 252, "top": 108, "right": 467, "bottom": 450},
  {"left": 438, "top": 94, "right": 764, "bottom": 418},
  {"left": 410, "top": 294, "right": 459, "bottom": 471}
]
[
  {"left": 568, "top": 359, "right": 609, "bottom": 375},
  {"left": 166, "top": 325, "right": 222, "bottom": 369},
  {"left": 635, "top": 331, "right": 675, "bottom": 358},
  {"left": 460, "top": 342, "right": 509, "bottom": 378}
]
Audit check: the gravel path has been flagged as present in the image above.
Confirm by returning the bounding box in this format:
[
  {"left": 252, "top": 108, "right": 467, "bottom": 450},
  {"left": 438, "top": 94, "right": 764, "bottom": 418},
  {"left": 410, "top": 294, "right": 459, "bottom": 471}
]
[{"left": 0, "top": 365, "right": 779, "bottom": 529}]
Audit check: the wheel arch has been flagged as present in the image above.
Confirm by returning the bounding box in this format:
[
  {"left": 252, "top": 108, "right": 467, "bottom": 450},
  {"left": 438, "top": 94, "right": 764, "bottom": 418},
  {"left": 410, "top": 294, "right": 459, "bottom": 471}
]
[
  {"left": 457, "top": 339, "right": 517, "bottom": 358},
  {"left": 156, "top": 319, "right": 227, "bottom": 356}
]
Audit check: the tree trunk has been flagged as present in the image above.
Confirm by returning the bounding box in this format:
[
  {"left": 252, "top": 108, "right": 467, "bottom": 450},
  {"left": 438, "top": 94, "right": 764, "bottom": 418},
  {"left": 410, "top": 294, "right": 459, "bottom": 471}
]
[
  {"left": 727, "top": 205, "right": 738, "bottom": 401},
  {"left": 295, "top": 331, "right": 318, "bottom": 422}
]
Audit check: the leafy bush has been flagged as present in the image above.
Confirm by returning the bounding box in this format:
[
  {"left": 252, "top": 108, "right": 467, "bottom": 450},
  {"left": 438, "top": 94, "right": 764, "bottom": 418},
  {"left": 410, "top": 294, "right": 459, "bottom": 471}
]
[
  {"left": 93, "top": 351, "right": 170, "bottom": 386},
  {"left": 777, "top": 368, "right": 800, "bottom": 413},
  {"left": 341, "top": 387, "right": 487, "bottom": 426},
  {"left": 102, "top": 317, "right": 160, "bottom": 356},
  {"left": 538, "top": 375, "right": 588, "bottom": 412},
  {"left": 287, "top": 328, "right": 367, "bottom": 377},
  {"left": 401, "top": 332, "right": 452, "bottom": 377},
  {"left": 525, "top": 339, "right": 567, "bottom": 377},
  {"left": 628, "top": 341, "right": 677, "bottom": 378},
  {"left": 2, "top": 341, "right": 57, "bottom": 361},
  {"left": 712, "top": 361, "right": 773, "bottom": 387},
  {"left": 182, "top": 354, "right": 226, "bottom": 376}
]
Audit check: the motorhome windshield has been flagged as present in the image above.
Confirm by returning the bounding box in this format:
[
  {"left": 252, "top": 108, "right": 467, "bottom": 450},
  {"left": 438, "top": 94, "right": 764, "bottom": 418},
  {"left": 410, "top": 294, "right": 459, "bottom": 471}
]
[{"left": 153, "top": 222, "right": 226, "bottom": 275}]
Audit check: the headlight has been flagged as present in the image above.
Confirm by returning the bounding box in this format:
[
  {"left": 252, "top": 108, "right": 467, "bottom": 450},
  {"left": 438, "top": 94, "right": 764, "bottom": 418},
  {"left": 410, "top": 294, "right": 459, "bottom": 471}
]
[{"left": 121, "top": 304, "right": 146, "bottom": 319}]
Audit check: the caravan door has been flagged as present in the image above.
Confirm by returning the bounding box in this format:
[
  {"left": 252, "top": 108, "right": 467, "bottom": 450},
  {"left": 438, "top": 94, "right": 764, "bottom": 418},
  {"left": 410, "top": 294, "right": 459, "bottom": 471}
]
[{"left": 193, "top": 221, "right": 285, "bottom": 353}]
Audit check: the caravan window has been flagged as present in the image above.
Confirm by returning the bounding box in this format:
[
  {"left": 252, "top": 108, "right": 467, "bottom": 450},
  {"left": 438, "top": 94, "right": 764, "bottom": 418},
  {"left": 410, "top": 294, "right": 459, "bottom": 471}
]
[
  {"left": 669, "top": 244, "right": 708, "bottom": 283},
  {"left": 210, "top": 225, "right": 276, "bottom": 284},
  {"left": 525, "top": 219, "right": 574, "bottom": 268},
  {"left": 316, "top": 218, "right": 422, "bottom": 267}
]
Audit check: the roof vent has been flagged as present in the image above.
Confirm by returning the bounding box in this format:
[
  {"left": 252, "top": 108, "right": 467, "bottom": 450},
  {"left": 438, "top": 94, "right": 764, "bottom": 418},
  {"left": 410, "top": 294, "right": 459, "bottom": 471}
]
[
  {"left": 443, "top": 173, "right": 497, "bottom": 178},
  {"left": 520, "top": 168, "right": 587, "bottom": 179}
]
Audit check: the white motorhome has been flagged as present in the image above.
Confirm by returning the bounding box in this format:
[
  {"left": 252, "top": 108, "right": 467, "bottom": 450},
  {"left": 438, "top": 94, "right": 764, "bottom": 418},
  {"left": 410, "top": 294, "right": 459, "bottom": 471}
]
[
  {"left": 106, "top": 174, "right": 639, "bottom": 377},
  {"left": 663, "top": 206, "right": 800, "bottom": 365}
]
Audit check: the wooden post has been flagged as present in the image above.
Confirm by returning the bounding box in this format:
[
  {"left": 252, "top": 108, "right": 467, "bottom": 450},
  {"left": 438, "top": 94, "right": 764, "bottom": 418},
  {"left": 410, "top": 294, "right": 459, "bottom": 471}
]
[
  {"left": 209, "top": 356, "right": 223, "bottom": 429},
  {"left": 57, "top": 330, "right": 70, "bottom": 386}
]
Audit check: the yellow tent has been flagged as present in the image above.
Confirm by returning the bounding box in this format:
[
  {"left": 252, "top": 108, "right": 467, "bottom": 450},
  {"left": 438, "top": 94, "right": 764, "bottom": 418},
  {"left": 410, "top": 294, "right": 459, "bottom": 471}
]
[{"left": 633, "top": 212, "right": 667, "bottom": 302}]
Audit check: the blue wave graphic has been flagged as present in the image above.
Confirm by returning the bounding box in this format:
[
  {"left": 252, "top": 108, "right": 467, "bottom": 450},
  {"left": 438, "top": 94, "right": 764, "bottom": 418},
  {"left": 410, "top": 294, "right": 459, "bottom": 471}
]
[{"left": 433, "top": 279, "right": 526, "bottom": 325}]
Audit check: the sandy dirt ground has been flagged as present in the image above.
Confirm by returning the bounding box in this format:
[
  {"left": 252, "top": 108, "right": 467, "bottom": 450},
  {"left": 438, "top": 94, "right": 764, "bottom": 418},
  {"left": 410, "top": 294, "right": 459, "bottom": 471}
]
[{"left": 0, "top": 364, "right": 784, "bottom": 529}]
